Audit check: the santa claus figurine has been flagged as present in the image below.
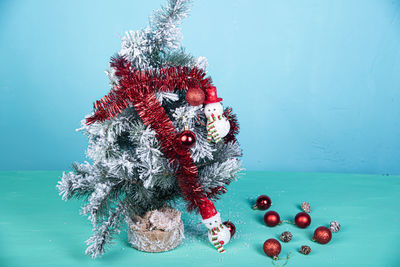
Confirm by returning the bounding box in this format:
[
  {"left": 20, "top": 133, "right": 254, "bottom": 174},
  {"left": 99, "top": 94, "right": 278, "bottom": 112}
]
[
  {"left": 200, "top": 198, "right": 231, "bottom": 253},
  {"left": 203, "top": 86, "right": 230, "bottom": 143}
]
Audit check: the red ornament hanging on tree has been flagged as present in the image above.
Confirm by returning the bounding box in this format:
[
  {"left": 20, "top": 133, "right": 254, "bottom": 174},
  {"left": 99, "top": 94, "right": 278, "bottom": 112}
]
[
  {"left": 264, "top": 211, "right": 281, "bottom": 227},
  {"left": 263, "top": 239, "right": 281, "bottom": 259},
  {"left": 177, "top": 130, "right": 196, "bottom": 148},
  {"left": 253, "top": 195, "right": 272, "bottom": 210},
  {"left": 223, "top": 221, "right": 236, "bottom": 237},
  {"left": 312, "top": 226, "right": 332, "bottom": 244},
  {"left": 185, "top": 87, "right": 205, "bottom": 106},
  {"left": 175, "top": 124, "right": 196, "bottom": 154},
  {"left": 294, "top": 212, "right": 311, "bottom": 228}
]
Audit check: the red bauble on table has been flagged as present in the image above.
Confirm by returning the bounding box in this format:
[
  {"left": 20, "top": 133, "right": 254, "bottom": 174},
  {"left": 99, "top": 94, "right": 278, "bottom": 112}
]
[
  {"left": 264, "top": 211, "right": 281, "bottom": 227},
  {"left": 263, "top": 239, "right": 281, "bottom": 258},
  {"left": 313, "top": 226, "right": 332, "bottom": 244},
  {"left": 253, "top": 195, "right": 272, "bottom": 210},
  {"left": 185, "top": 87, "right": 205, "bottom": 106},
  {"left": 223, "top": 221, "right": 236, "bottom": 237},
  {"left": 294, "top": 212, "right": 311, "bottom": 228}
]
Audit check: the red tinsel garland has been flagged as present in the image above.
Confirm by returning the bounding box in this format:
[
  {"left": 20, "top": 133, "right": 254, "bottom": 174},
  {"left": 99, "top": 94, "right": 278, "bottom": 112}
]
[
  {"left": 86, "top": 55, "right": 239, "bottom": 212},
  {"left": 224, "top": 107, "right": 239, "bottom": 144},
  {"left": 86, "top": 56, "right": 211, "bottom": 125}
]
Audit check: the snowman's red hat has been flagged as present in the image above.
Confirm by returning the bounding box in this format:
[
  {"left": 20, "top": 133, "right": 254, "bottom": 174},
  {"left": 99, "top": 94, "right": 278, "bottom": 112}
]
[
  {"left": 200, "top": 198, "right": 220, "bottom": 224},
  {"left": 204, "top": 86, "right": 223, "bottom": 104}
]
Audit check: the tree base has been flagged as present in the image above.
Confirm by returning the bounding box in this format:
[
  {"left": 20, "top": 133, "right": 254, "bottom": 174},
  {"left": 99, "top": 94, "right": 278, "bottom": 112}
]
[{"left": 127, "top": 206, "right": 184, "bottom": 253}]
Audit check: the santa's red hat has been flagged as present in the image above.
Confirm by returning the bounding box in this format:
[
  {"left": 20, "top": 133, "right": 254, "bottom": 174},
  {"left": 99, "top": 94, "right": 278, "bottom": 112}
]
[
  {"left": 203, "top": 86, "right": 222, "bottom": 104},
  {"left": 199, "top": 198, "right": 220, "bottom": 224}
]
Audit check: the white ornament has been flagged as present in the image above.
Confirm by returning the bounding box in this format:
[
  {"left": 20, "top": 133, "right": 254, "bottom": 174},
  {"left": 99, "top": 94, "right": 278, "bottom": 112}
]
[
  {"left": 204, "top": 102, "right": 230, "bottom": 143},
  {"left": 202, "top": 213, "right": 231, "bottom": 253}
]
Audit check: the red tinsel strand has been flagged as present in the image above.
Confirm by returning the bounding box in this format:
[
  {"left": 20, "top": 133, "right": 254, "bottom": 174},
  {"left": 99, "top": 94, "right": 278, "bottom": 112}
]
[
  {"left": 87, "top": 57, "right": 213, "bottom": 125},
  {"left": 223, "top": 107, "right": 239, "bottom": 144},
  {"left": 206, "top": 186, "right": 228, "bottom": 200}
]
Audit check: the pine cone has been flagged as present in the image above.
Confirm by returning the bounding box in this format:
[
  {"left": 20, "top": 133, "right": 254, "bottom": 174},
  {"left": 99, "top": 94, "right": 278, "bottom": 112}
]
[
  {"left": 301, "top": 202, "right": 311, "bottom": 213},
  {"left": 280, "top": 231, "right": 292, "bottom": 243},
  {"left": 299, "top": 245, "right": 311, "bottom": 255}
]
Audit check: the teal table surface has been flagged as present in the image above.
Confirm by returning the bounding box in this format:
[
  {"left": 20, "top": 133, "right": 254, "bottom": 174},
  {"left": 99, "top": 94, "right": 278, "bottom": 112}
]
[{"left": 1, "top": 171, "right": 399, "bottom": 267}]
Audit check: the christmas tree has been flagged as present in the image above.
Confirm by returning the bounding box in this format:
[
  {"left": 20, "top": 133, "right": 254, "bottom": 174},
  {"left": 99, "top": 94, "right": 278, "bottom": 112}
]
[{"left": 58, "top": 0, "right": 242, "bottom": 258}]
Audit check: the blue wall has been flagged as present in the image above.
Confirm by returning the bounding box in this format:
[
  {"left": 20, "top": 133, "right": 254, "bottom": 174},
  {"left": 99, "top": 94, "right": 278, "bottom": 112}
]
[{"left": 1, "top": 0, "right": 400, "bottom": 174}]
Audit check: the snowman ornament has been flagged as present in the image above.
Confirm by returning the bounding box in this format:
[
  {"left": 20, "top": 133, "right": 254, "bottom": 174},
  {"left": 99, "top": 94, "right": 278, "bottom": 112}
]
[
  {"left": 200, "top": 198, "right": 231, "bottom": 253},
  {"left": 203, "top": 86, "right": 230, "bottom": 143}
]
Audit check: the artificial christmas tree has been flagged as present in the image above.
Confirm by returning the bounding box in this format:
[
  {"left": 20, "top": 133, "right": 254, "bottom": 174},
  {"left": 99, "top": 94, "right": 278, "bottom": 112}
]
[{"left": 57, "top": 0, "right": 242, "bottom": 258}]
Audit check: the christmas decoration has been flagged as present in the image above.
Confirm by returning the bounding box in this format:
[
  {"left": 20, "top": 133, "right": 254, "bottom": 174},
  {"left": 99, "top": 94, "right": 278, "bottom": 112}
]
[
  {"left": 204, "top": 87, "right": 231, "bottom": 143},
  {"left": 223, "top": 221, "right": 236, "bottom": 237},
  {"left": 299, "top": 245, "right": 311, "bottom": 255},
  {"left": 201, "top": 198, "right": 231, "bottom": 253},
  {"left": 57, "top": 0, "right": 242, "bottom": 258},
  {"left": 253, "top": 195, "right": 272, "bottom": 210},
  {"left": 176, "top": 127, "right": 196, "bottom": 149},
  {"left": 263, "top": 239, "right": 281, "bottom": 259},
  {"left": 330, "top": 221, "right": 341, "bottom": 233},
  {"left": 280, "top": 231, "right": 292, "bottom": 243},
  {"left": 264, "top": 211, "right": 281, "bottom": 227},
  {"left": 313, "top": 226, "right": 332, "bottom": 244},
  {"left": 294, "top": 212, "right": 311, "bottom": 228},
  {"left": 185, "top": 87, "right": 205, "bottom": 106},
  {"left": 301, "top": 202, "right": 311, "bottom": 213},
  {"left": 222, "top": 108, "right": 239, "bottom": 144}
]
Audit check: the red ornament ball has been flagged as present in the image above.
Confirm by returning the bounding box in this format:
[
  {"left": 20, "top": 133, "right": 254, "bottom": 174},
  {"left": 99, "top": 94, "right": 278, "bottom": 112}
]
[
  {"left": 177, "top": 130, "right": 196, "bottom": 149},
  {"left": 264, "top": 211, "right": 281, "bottom": 227},
  {"left": 253, "top": 195, "right": 272, "bottom": 210},
  {"left": 263, "top": 239, "right": 281, "bottom": 258},
  {"left": 313, "top": 226, "right": 332, "bottom": 244},
  {"left": 185, "top": 87, "right": 205, "bottom": 106},
  {"left": 294, "top": 212, "right": 311, "bottom": 228},
  {"left": 223, "top": 221, "right": 236, "bottom": 237}
]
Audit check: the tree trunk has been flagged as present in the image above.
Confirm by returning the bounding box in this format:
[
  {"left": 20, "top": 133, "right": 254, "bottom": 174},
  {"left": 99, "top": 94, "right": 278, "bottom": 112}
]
[{"left": 127, "top": 206, "right": 184, "bottom": 253}]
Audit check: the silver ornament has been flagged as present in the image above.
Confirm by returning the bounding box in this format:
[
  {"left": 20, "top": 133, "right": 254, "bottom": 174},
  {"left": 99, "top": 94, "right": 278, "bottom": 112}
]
[{"left": 330, "top": 221, "right": 340, "bottom": 232}]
